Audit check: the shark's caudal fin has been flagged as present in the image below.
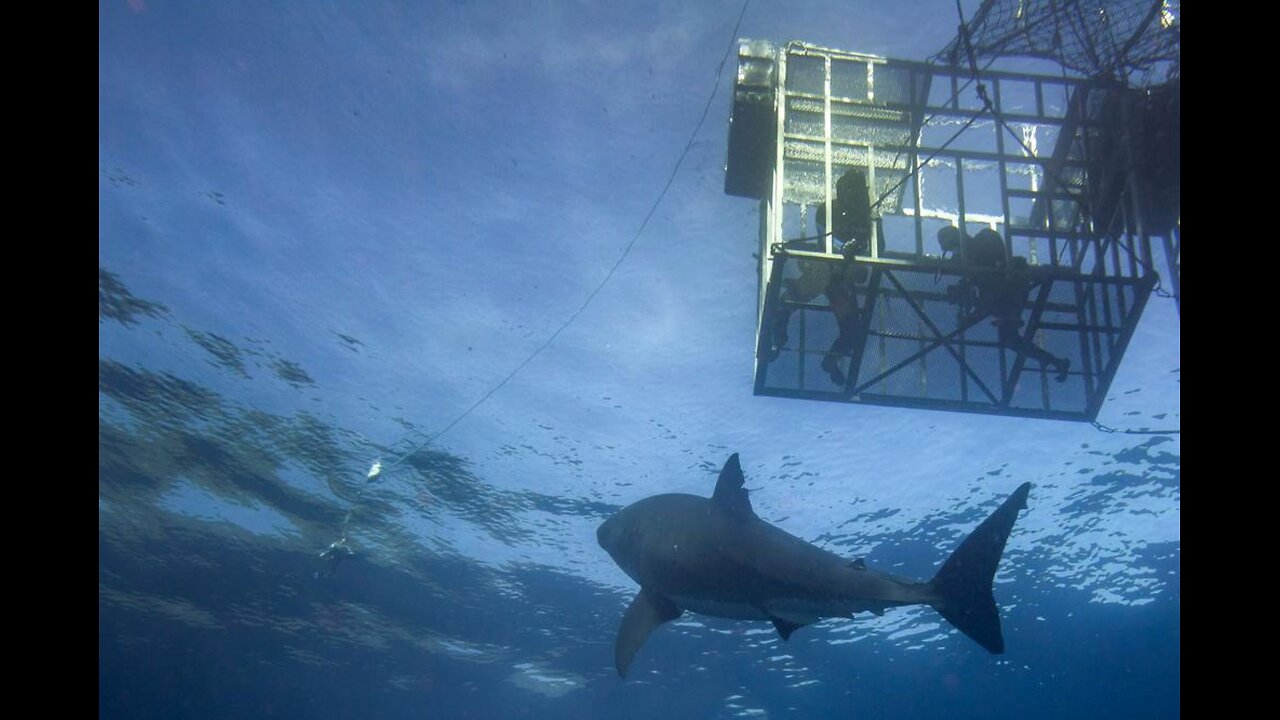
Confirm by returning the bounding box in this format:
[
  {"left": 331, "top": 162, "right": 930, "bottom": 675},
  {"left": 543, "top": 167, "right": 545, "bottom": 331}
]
[{"left": 928, "top": 482, "right": 1031, "bottom": 654}]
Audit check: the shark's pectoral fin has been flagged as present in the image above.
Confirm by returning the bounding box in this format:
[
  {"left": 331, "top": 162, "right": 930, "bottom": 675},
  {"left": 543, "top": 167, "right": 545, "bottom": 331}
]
[{"left": 615, "top": 588, "right": 682, "bottom": 678}]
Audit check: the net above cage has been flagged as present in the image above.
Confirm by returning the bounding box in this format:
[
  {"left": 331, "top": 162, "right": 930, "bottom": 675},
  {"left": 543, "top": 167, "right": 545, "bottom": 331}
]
[{"left": 932, "top": 0, "right": 1179, "bottom": 87}]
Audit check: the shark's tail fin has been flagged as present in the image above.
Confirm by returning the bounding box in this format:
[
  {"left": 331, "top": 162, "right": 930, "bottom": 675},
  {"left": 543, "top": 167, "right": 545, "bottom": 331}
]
[{"left": 928, "top": 482, "right": 1031, "bottom": 654}]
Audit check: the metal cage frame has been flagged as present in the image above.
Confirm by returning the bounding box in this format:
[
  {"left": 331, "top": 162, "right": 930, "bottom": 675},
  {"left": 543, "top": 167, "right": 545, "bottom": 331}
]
[{"left": 726, "top": 40, "right": 1174, "bottom": 420}]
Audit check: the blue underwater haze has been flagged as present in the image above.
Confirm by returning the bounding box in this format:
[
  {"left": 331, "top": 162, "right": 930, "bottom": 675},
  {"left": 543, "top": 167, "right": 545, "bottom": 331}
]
[{"left": 100, "top": 1, "right": 1179, "bottom": 718}]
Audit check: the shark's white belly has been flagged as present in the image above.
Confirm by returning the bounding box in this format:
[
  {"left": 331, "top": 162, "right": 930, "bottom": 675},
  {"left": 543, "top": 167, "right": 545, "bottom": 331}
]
[
  {"left": 668, "top": 594, "right": 841, "bottom": 624},
  {"left": 668, "top": 594, "right": 770, "bottom": 621}
]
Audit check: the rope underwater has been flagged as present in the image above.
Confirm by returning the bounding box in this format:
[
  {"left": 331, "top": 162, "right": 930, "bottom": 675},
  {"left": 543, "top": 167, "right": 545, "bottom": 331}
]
[{"left": 314, "top": 0, "right": 755, "bottom": 577}]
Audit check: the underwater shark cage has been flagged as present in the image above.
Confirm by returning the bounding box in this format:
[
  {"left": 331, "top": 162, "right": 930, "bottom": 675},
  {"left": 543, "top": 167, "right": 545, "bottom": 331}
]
[{"left": 724, "top": 39, "right": 1175, "bottom": 421}]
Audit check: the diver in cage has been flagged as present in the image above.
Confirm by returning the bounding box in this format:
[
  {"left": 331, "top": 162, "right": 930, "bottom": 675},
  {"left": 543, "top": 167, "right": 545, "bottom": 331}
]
[
  {"left": 766, "top": 204, "right": 827, "bottom": 360},
  {"left": 767, "top": 204, "right": 868, "bottom": 388},
  {"left": 936, "top": 225, "right": 1070, "bottom": 382},
  {"left": 818, "top": 244, "right": 866, "bottom": 386}
]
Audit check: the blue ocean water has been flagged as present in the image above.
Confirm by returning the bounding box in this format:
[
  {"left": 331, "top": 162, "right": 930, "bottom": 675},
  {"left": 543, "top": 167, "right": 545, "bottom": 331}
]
[{"left": 99, "top": 1, "right": 1179, "bottom": 718}]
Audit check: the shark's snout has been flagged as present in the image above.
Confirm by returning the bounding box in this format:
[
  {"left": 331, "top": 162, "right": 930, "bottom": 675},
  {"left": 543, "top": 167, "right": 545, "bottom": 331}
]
[{"left": 597, "top": 515, "right": 617, "bottom": 552}]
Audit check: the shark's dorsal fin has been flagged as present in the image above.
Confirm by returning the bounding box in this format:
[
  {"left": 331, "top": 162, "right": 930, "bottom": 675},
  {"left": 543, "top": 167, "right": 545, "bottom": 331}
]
[
  {"left": 851, "top": 558, "right": 867, "bottom": 569},
  {"left": 711, "top": 453, "right": 757, "bottom": 520},
  {"left": 614, "top": 588, "right": 682, "bottom": 678}
]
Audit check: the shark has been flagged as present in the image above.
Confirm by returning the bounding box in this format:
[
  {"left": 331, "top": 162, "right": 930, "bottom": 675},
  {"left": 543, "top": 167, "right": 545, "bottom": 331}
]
[{"left": 596, "top": 453, "right": 1031, "bottom": 677}]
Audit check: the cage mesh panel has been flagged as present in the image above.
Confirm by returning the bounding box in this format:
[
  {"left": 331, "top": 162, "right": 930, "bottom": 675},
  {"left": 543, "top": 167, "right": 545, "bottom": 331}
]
[
  {"left": 780, "top": 49, "right": 925, "bottom": 212},
  {"left": 758, "top": 254, "right": 1151, "bottom": 416}
]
